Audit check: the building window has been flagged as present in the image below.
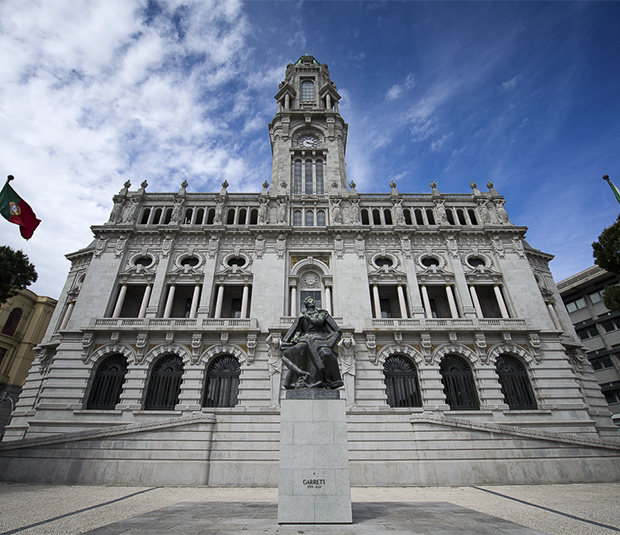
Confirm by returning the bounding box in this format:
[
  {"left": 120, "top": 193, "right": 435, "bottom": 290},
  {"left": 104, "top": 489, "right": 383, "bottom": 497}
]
[
  {"left": 601, "top": 381, "right": 620, "bottom": 405},
  {"left": 317, "top": 210, "right": 326, "bottom": 226},
  {"left": 294, "top": 161, "right": 302, "bottom": 194},
  {"left": 495, "top": 354, "right": 537, "bottom": 410},
  {"left": 316, "top": 160, "right": 324, "bottom": 194},
  {"left": 305, "top": 160, "right": 313, "bottom": 194},
  {"left": 439, "top": 355, "right": 480, "bottom": 410},
  {"left": 0, "top": 347, "right": 6, "bottom": 367},
  {"left": 144, "top": 354, "right": 184, "bottom": 410},
  {"left": 203, "top": 355, "right": 240, "bottom": 407},
  {"left": 293, "top": 210, "right": 303, "bottom": 226},
  {"left": 383, "top": 355, "right": 422, "bottom": 407},
  {"left": 114, "top": 285, "right": 148, "bottom": 318},
  {"left": 301, "top": 80, "right": 314, "bottom": 102},
  {"left": 2, "top": 308, "right": 22, "bottom": 337},
  {"left": 566, "top": 297, "right": 587, "bottom": 313},
  {"left": 601, "top": 318, "right": 620, "bottom": 333},
  {"left": 371, "top": 285, "right": 408, "bottom": 319},
  {"left": 576, "top": 325, "right": 599, "bottom": 340},
  {"left": 591, "top": 355, "right": 615, "bottom": 371},
  {"left": 86, "top": 354, "right": 128, "bottom": 410},
  {"left": 473, "top": 285, "right": 506, "bottom": 318},
  {"left": 589, "top": 290, "right": 604, "bottom": 304},
  {"left": 305, "top": 210, "right": 314, "bottom": 226},
  {"left": 213, "top": 285, "right": 251, "bottom": 318}
]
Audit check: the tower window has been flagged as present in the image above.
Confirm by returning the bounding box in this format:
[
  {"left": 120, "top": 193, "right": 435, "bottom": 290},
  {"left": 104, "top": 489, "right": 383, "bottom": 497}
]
[
  {"left": 316, "top": 160, "right": 324, "bottom": 194},
  {"left": 305, "top": 160, "right": 313, "bottom": 194},
  {"left": 305, "top": 210, "right": 314, "bottom": 226},
  {"left": 294, "top": 161, "right": 302, "bottom": 194},
  {"left": 293, "top": 210, "right": 302, "bottom": 226},
  {"left": 301, "top": 80, "right": 314, "bottom": 102}
]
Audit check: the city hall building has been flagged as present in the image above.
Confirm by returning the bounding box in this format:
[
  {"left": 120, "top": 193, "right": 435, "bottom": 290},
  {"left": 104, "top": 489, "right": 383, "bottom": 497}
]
[{"left": 1, "top": 55, "right": 619, "bottom": 486}]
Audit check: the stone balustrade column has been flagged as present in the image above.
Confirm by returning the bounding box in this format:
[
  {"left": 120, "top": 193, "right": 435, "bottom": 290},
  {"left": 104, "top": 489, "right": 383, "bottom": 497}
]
[
  {"left": 325, "top": 287, "right": 332, "bottom": 315},
  {"left": 214, "top": 285, "right": 225, "bottom": 319},
  {"left": 397, "top": 285, "right": 408, "bottom": 319},
  {"left": 138, "top": 284, "right": 152, "bottom": 319},
  {"left": 163, "top": 285, "right": 176, "bottom": 319},
  {"left": 189, "top": 284, "right": 201, "bottom": 319},
  {"left": 494, "top": 285, "right": 510, "bottom": 319},
  {"left": 59, "top": 302, "right": 75, "bottom": 330},
  {"left": 372, "top": 285, "right": 382, "bottom": 319},
  {"left": 112, "top": 285, "right": 127, "bottom": 318},
  {"left": 241, "top": 284, "right": 249, "bottom": 319},
  {"left": 445, "top": 284, "right": 459, "bottom": 318},
  {"left": 420, "top": 285, "right": 432, "bottom": 318},
  {"left": 469, "top": 285, "right": 483, "bottom": 318}
]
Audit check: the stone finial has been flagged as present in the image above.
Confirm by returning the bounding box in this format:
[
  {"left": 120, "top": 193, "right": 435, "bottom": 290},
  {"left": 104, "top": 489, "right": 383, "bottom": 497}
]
[
  {"left": 349, "top": 180, "right": 356, "bottom": 189},
  {"left": 141, "top": 180, "right": 148, "bottom": 189},
  {"left": 389, "top": 181, "right": 398, "bottom": 196},
  {"left": 262, "top": 180, "right": 270, "bottom": 189},
  {"left": 487, "top": 181, "right": 498, "bottom": 196},
  {"left": 430, "top": 181, "right": 439, "bottom": 196},
  {"left": 124, "top": 180, "right": 131, "bottom": 189},
  {"left": 220, "top": 180, "right": 229, "bottom": 196},
  {"left": 470, "top": 181, "right": 481, "bottom": 196}
]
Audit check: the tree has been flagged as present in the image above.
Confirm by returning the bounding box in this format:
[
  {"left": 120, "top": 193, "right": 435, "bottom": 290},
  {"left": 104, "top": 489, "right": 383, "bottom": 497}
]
[
  {"left": 592, "top": 216, "right": 620, "bottom": 312},
  {"left": 0, "top": 245, "right": 38, "bottom": 303}
]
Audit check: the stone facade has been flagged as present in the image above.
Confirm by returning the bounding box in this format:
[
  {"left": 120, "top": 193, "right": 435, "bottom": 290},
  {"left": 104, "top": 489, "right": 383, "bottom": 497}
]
[{"left": 1, "top": 54, "right": 619, "bottom": 486}]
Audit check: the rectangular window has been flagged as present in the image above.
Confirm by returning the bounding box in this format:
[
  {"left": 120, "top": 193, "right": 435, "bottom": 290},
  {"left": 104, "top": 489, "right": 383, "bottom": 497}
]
[
  {"left": 294, "top": 161, "right": 302, "bottom": 194},
  {"left": 316, "top": 161, "right": 324, "bottom": 194},
  {"left": 576, "top": 325, "right": 599, "bottom": 340},
  {"left": 116, "top": 285, "right": 147, "bottom": 318},
  {"left": 216, "top": 286, "right": 252, "bottom": 319},
  {"left": 475, "top": 286, "right": 503, "bottom": 318},
  {"left": 589, "top": 290, "right": 604, "bottom": 304},
  {"left": 0, "top": 347, "right": 6, "bottom": 367},
  {"left": 305, "top": 161, "right": 313, "bottom": 194},
  {"left": 169, "top": 285, "right": 198, "bottom": 318},
  {"left": 301, "top": 80, "right": 314, "bottom": 102},
  {"left": 566, "top": 297, "right": 587, "bottom": 313},
  {"left": 602, "top": 319, "right": 618, "bottom": 333},
  {"left": 591, "top": 355, "right": 615, "bottom": 371}
]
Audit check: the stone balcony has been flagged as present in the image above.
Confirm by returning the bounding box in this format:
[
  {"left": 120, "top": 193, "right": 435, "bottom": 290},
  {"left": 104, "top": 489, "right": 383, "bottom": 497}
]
[
  {"left": 367, "top": 317, "right": 529, "bottom": 331},
  {"left": 89, "top": 317, "right": 260, "bottom": 331}
]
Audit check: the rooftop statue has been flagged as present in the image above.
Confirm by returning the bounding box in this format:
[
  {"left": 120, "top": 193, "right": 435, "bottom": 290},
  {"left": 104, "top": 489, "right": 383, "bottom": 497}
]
[{"left": 281, "top": 296, "right": 344, "bottom": 389}]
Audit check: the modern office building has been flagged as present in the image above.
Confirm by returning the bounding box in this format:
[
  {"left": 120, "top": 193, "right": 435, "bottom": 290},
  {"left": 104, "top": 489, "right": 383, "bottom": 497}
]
[
  {"left": 558, "top": 265, "right": 620, "bottom": 424},
  {"left": 0, "top": 289, "right": 57, "bottom": 436},
  {"left": 1, "top": 55, "right": 619, "bottom": 486}
]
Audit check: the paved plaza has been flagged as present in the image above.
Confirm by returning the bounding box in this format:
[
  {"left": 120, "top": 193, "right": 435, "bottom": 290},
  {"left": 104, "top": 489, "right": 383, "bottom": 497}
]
[{"left": 0, "top": 484, "right": 619, "bottom": 535}]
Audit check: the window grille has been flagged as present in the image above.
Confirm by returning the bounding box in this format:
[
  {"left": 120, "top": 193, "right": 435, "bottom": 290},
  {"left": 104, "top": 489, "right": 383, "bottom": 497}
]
[
  {"left": 144, "top": 354, "right": 184, "bottom": 410},
  {"left": 294, "top": 161, "right": 302, "bottom": 194},
  {"left": 86, "top": 354, "right": 128, "bottom": 409},
  {"left": 305, "top": 161, "right": 313, "bottom": 194},
  {"left": 383, "top": 355, "right": 422, "bottom": 407},
  {"left": 2, "top": 308, "right": 22, "bottom": 337},
  {"left": 440, "top": 355, "right": 480, "bottom": 410},
  {"left": 203, "top": 355, "right": 240, "bottom": 407},
  {"left": 495, "top": 354, "right": 537, "bottom": 410},
  {"left": 301, "top": 80, "right": 314, "bottom": 102},
  {"left": 316, "top": 161, "right": 324, "bottom": 194}
]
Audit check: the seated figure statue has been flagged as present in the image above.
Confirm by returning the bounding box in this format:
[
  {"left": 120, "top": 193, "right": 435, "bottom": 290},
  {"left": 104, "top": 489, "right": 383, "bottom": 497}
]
[{"left": 281, "top": 296, "right": 344, "bottom": 389}]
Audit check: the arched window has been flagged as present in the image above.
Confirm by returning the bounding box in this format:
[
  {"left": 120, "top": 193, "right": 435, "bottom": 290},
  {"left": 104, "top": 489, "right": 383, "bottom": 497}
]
[
  {"left": 294, "top": 161, "right": 302, "bottom": 194},
  {"left": 383, "top": 355, "right": 422, "bottom": 407},
  {"left": 305, "top": 210, "right": 314, "bottom": 226},
  {"left": 440, "top": 355, "right": 479, "bottom": 410},
  {"left": 293, "top": 210, "right": 303, "bottom": 226},
  {"left": 144, "top": 354, "right": 184, "bottom": 410},
  {"left": 140, "top": 208, "right": 151, "bottom": 224},
  {"left": 301, "top": 80, "right": 314, "bottom": 102},
  {"left": 2, "top": 308, "right": 22, "bottom": 337},
  {"left": 305, "top": 160, "right": 313, "bottom": 194},
  {"left": 316, "top": 160, "right": 324, "bottom": 194},
  {"left": 495, "top": 354, "right": 537, "bottom": 410},
  {"left": 203, "top": 355, "right": 241, "bottom": 407},
  {"left": 86, "top": 354, "right": 128, "bottom": 409},
  {"left": 317, "top": 210, "right": 326, "bottom": 226}
]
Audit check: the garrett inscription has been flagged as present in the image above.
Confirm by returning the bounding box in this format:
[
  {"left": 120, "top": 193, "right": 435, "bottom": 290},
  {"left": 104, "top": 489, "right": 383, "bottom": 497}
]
[{"left": 303, "top": 478, "right": 326, "bottom": 488}]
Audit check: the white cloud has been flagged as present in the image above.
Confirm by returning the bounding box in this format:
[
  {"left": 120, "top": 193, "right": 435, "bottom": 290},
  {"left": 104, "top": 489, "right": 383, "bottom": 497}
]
[
  {"left": 501, "top": 75, "right": 519, "bottom": 91},
  {"left": 385, "top": 73, "right": 415, "bottom": 101}
]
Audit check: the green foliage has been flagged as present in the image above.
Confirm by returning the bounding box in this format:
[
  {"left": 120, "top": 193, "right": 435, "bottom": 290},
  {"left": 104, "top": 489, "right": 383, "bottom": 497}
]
[
  {"left": 0, "top": 245, "right": 38, "bottom": 303},
  {"left": 592, "top": 215, "right": 620, "bottom": 274},
  {"left": 602, "top": 285, "right": 620, "bottom": 314},
  {"left": 593, "top": 216, "right": 620, "bottom": 312}
]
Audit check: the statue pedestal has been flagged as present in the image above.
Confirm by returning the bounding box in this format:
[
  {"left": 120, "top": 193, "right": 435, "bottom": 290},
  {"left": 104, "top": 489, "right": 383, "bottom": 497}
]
[{"left": 277, "top": 390, "right": 352, "bottom": 524}]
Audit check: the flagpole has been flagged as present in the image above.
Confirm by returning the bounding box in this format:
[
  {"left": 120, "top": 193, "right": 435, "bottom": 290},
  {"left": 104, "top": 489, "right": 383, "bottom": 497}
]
[{"left": 603, "top": 175, "right": 620, "bottom": 206}]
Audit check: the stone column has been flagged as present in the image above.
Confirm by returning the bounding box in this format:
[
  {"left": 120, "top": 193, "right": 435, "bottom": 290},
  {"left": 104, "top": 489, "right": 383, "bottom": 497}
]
[
  {"left": 285, "top": 94, "right": 290, "bottom": 110},
  {"left": 325, "top": 286, "right": 332, "bottom": 315},
  {"left": 214, "top": 285, "right": 224, "bottom": 319},
  {"left": 469, "top": 285, "right": 483, "bottom": 318},
  {"left": 241, "top": 284, "right": 249, "bottom": 319},
  {"left": 420, "top": 285, "right": 432, "bottom": 318},
  {"left": 397, "top": 285, "right": 408, "bottom": 319},
  {"left": 372, "top": 285, "right": 381, "bottom": 319},
  {"left": 494, "top": 285, "right": 510, "bottom": 319},
  {"left": 59, "top": 302, "right": 75, "bottom": 330},
  {"left": 290, "top": 284, "right": 297, "bottom": 316},
  {"left": 445, "top": 284, "right": 458, "bottom": 318},
  {"left": 138, "top": 284, "right": 152, "bottom": 319},
  {"left": 163, "top": 285, "right": 176, "bottom": 319},
  {"left": 189, "top": 284, "right": 201, "bottom": 319},
  {"left": 112, "top": 285, "right": 127, "bottom": 318},
  {"left": 547, "top": 303, "right": 562, "bottom": 330}
]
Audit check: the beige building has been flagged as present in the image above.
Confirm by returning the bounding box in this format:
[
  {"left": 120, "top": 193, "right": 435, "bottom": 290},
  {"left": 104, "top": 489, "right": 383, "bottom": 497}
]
[
  {"left": 1, "top": 55, "right": 619, "bottom": 486},
  {"left": 0, "top": 289, "right": 57, "bottom": 436},
  {"left": 558, "top": 265, "right": 620, "bottom": 424}
]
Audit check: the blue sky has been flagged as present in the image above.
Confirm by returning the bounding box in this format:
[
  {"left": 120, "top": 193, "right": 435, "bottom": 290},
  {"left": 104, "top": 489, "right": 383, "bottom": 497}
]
[{"left": 1, "top": 0, "right": 620, "bottom": 298}]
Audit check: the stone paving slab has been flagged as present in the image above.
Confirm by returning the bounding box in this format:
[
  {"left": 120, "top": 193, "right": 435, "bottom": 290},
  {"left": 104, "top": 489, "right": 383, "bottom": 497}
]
[{"left": 81, "top": 502, "right": 547, "bottom": 535}]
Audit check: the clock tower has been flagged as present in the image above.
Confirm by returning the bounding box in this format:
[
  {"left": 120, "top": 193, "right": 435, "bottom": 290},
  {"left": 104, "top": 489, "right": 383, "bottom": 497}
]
[{"left": 268, "top": 54, "right": 348, "bottom": 197}]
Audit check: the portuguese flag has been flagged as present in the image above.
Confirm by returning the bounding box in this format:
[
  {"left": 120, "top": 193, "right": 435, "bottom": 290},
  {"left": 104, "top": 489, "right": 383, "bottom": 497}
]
[{"left": 0, "top": 177, "right": 41, "bottom": 240}]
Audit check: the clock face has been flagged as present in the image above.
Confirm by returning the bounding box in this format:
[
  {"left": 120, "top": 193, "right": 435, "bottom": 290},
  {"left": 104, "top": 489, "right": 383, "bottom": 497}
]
[{"left": 298, "top": 135, "right": 319, "bottom": 148}]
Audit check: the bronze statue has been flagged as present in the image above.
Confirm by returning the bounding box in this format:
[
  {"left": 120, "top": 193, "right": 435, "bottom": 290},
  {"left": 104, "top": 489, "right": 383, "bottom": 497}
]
[{"left": 281, "top": 296, "right": 344, "bottom": 389}]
